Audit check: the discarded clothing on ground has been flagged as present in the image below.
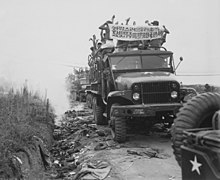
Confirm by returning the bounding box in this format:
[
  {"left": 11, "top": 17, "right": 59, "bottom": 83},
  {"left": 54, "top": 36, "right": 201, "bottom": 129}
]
[
  {"left": 74, "top": 161, "right": 111, "bottom": 180},
  {"left": 127, "top": 148, "right": 169, "bottom": 159}
]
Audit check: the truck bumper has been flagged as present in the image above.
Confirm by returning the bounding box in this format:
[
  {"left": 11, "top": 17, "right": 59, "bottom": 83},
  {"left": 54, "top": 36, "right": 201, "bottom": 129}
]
[{"left": 111, "top": 103, "right": 182, "bottom": 117}]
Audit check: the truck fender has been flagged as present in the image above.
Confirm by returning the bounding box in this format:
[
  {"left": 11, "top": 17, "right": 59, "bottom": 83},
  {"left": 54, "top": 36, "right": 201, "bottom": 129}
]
[
  {"left": 107, "top": 91, "right": 125, "bottom": 99},
  {"left": 106, "top": 93, "right": 133, "bottom": 120}
]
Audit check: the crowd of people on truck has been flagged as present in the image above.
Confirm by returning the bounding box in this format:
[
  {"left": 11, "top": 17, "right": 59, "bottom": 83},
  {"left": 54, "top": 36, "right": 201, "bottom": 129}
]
[
  {"left": 88, "top": 16, "right": 170, "bottom": 77},
  {"left": 89, "top": 15, "right": 170, "bottom": 58}
]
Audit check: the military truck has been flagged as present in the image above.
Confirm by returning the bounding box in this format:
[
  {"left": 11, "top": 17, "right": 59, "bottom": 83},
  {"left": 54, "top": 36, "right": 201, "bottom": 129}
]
[
  {"left": 76, "top": 84, "right": 87, "bottom": 102},
  {"left": 171, "top": 92, "right": 220, "bottom": 180},
  {"left": 87, "top": 18, "right": 187, "bottom": 142},
  {"left": 76, "top": 75, "right": 90, "bottom": 102}
]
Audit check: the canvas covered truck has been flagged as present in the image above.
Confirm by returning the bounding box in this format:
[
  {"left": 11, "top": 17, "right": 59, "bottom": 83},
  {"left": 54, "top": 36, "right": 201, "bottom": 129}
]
[{"left": 87, "top": 18, "right": 189, "bottom": 142}]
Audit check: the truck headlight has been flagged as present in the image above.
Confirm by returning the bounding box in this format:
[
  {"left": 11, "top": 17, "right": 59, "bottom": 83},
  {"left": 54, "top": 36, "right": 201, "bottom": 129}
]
[
  {"left": 133, "top": 92, "right": 140, "bottom": 100},
  {"left": 171, "top": 91, "right": 178, "bottom": 98}
]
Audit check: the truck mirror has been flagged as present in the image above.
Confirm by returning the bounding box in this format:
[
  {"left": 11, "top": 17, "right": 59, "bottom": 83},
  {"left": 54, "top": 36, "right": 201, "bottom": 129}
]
[{"left": 175, "top": 56, "right": 183, "bottom": 72}]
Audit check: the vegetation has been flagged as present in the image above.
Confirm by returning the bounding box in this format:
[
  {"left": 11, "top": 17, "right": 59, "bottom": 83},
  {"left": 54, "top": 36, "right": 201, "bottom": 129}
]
[
  {"left": 182, "top": 83, "right": 220, "bottom": 94},
  {"left": 0, "top": 85, "right": 55, "bottom": 179}
]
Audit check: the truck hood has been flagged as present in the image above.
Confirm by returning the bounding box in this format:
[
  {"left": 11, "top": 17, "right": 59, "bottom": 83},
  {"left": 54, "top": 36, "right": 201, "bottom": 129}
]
[{"left": 115, "top": 71, "right": 177, "bottom": 90}]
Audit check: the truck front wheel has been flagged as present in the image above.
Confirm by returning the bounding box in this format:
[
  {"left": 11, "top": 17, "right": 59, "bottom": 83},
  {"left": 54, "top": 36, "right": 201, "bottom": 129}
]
[
  {"left": 114, "top": 117, "right": 126, "bottom": 143},
  {"left": 110, "top": 104, "right": 126, "bottom": 143},
  {"left": 171, "top": 92, "right": 220, "bottom": 167}
]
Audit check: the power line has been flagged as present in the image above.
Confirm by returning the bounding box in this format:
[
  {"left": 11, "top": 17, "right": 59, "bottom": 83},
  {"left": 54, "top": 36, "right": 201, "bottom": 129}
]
[{"left": 177, "top": 74, "right": 220, "bottom": 77}]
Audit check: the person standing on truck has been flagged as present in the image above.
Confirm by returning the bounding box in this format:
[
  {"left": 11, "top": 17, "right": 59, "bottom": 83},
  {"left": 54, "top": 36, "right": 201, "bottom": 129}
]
[
  {"left": 99, "top": 20, "right": 114, "bottom": 49},
  {"left": 161, "top": 25, "right": 170, "bottom": 44},
  {"left": 93, "top": 41, "right": 102, "bottom": 56},
  {"left": 148, "top": 21, "right": 170, "bottom": 49},
  {"left": 97, "top": 41, "right": 102, "bottom": 49}
]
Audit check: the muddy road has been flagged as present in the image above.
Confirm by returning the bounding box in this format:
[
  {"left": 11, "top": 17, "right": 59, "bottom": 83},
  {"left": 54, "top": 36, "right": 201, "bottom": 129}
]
[{"left": 51, "top": 102, "right": 181, "bottom": 180}]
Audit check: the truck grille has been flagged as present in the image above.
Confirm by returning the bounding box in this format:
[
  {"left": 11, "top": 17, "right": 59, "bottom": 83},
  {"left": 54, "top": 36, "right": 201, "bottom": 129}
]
[{"left": 141, "top": 82, "right": 179, "bottom": 104}]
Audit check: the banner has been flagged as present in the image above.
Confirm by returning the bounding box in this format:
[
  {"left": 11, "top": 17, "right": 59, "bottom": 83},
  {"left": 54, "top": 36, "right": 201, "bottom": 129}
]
[{"left": 109, "top": 24, "right": 164, "bottom": 41}]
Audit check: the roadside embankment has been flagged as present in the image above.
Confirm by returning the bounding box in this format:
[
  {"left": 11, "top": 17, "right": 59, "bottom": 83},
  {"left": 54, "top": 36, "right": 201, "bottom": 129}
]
[{"left": 0, "top": 87, "right": 55, "bottom": 179}]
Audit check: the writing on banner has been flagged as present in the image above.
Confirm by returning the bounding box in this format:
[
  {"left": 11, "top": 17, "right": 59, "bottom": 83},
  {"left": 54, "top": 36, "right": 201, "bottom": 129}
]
[{"left": 109, "top": 24, "right": 164, "bottom": 41}]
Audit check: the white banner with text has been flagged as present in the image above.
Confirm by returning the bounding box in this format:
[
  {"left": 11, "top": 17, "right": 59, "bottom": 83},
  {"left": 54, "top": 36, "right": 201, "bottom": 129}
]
[{"left": 109, "top": 24, "right": 164, "bottom": 41}]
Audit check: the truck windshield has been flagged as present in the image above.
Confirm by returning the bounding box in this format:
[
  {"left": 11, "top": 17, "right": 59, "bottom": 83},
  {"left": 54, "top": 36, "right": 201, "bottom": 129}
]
[{"left": 110, "top": 54, "right": 172, "bottom": 71}]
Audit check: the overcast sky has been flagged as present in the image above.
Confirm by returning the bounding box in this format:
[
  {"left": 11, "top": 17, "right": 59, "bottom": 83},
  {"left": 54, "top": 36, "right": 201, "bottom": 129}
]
[{"left": 0, "top": 0, "right": 220, "bottom": 114}]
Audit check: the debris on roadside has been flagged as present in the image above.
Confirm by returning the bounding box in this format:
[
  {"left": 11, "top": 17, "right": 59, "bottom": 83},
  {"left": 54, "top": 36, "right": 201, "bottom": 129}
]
[
  {"left": 48, "top": 103, "right": 174, "bottom": 179},
  {"left": 96, "top": 130, "right": 106, "bottom": 137},
  {"left": 49, "top": 105, "right": 113, "bottom": 179},
  {"left": 127, "top": 148, "right": 170, "bottom": 159},
  {"left": 73, "top": 160, "right": 111, "bottom": 180},
  {"left": 94, "top": 142, "right": 108, "bottom": 151}
]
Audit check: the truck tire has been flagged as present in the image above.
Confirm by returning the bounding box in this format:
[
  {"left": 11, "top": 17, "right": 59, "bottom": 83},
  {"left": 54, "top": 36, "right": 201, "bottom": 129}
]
[
  {"left": 93, "top": 97, "right": 107, "bottom": 125},
  {"left": 171, "top": 92, "right": 220, "bottom": 167},
  {"left": 110, "top": 103, "right": 126, "bottom": 143},
  {"left": 114, "top": 117, "right": 126, "bottom": 143},
  {"left": 86, "top": 94, "right": 91, "bottom": 108},
  {"left": 88, "top": 94, "right": 92, "bottom": 108}
]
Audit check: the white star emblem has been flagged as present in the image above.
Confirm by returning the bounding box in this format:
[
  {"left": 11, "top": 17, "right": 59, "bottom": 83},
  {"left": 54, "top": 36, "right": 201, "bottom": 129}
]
[{"left": 190, "top": 155, "right": 202, "bottom": 175}]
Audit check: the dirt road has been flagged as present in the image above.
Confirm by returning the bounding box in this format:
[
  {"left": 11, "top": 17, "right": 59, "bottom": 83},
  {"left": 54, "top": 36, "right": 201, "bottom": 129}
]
[{"left": 51, "top": 102, "right": 181, "bottom": 180}]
